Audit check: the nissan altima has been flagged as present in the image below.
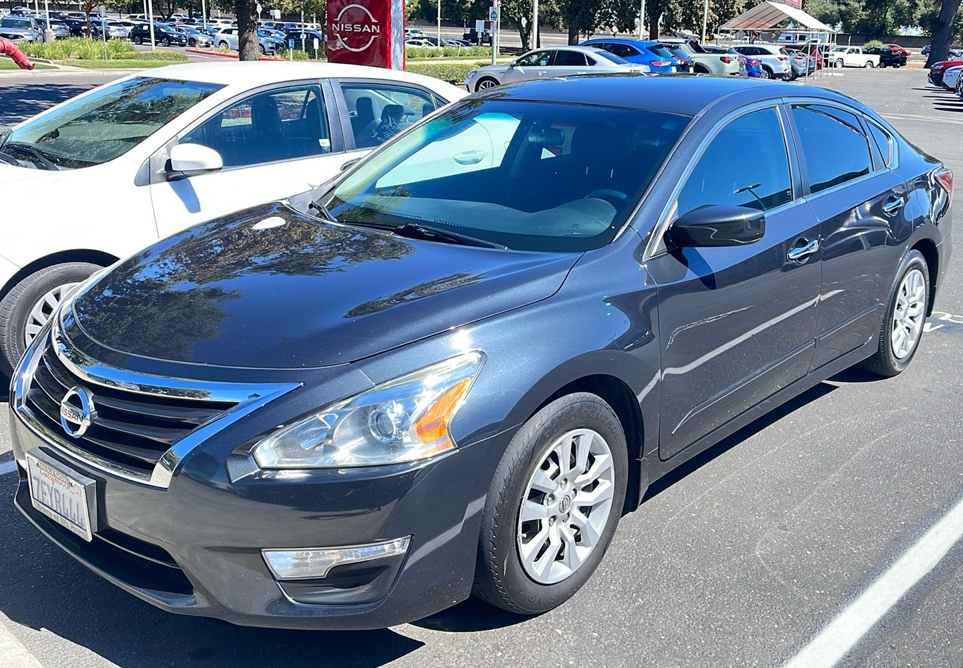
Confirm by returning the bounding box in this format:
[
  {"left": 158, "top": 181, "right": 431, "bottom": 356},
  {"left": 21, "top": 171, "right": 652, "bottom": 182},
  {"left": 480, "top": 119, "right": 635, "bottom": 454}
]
[{"left": 8, "top": 75, "right": 952, "bottom": 629}]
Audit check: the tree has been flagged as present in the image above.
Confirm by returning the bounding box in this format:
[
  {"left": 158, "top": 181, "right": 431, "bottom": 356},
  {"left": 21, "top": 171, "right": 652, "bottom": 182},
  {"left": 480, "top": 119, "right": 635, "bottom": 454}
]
[
  {"left": 236, "top": 0, "right": 259, "bottom": 60},
  {"left": 557, "top": 0, "right": 604, "bottom": 44},
  {"left": 926, "top": 0, "right": 962, "bottom": 65}
]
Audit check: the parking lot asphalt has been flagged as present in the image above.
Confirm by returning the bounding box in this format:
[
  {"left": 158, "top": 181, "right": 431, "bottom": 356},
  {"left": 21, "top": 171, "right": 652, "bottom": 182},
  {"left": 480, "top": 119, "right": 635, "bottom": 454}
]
[{"left": 0, "top": 67, "right": 962, "bottom": 668}]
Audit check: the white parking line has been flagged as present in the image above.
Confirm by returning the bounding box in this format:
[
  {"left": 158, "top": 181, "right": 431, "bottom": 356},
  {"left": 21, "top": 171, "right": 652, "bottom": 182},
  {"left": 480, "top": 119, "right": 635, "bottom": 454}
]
[
  {"left": 0, "top": 460, "right": 17, "bottom": 476},
  {"left": 0, "top": 614, "right": 44, "bottom": 668},
  {"left": 783, "top": 494, "right": 963, "bottom": 668},
  {"left": 883, "top": 112, "right": 963, "bottom": 126}
]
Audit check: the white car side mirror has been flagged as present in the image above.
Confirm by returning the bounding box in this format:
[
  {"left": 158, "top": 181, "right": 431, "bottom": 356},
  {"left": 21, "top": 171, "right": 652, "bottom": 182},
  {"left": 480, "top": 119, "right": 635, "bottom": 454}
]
[{"left": 167, "top": 143, "right": 223, "bottom": 180}]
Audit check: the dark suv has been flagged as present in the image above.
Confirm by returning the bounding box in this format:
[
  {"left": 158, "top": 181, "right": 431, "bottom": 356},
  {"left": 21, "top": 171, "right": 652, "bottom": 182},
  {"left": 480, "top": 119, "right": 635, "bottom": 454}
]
[
  {"left": 129, "top": 22, "right": 187, "bottom": 46},
  {"left": 866, "top": 45, "right": 907, "bottom": 68}
]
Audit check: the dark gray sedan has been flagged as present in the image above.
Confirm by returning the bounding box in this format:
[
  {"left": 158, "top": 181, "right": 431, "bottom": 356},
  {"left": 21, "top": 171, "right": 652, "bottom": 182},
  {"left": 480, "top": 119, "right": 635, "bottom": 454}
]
[{"left": 8, "top": 75, "right": 952, "bottom": 629}]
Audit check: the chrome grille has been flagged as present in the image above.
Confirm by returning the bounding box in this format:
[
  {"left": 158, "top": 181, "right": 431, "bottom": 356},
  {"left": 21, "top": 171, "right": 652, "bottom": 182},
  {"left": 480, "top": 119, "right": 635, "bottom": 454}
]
[{"left": 25, "top": 345, "right": 236, "bottom": 476}]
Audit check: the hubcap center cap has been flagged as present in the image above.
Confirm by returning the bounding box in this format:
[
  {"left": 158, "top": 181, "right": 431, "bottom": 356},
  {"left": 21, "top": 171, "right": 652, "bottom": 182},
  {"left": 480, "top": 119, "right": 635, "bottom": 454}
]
[{"left": 558, "top": 495, "right": 572, "bottom": 515}]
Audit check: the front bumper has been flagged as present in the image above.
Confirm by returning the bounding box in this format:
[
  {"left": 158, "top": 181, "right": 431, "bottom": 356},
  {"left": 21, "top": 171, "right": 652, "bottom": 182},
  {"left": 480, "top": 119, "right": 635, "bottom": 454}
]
[{"left": 10, "top": 403, "right": 500, "bottom": 629}]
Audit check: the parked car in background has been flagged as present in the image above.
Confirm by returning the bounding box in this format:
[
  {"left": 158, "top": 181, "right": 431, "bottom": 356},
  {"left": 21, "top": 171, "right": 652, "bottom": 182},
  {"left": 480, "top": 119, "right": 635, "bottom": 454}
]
[
  {"left": 90, "top": 19, "right": 130, "bottom": 40},
  {"left": 0, "top": 62, "right": 466, "bottom": 374},
  {"left": 284, "top": 28, "right": 325, "bottom": 56},
  {"left": 213, "top": 26, "right": 278, "bottom": 55},
  {"left": 465, "top": 46, "right": 649, "bottom": 91},
  {"left": 884, "top": 43, "right": 911, "bottom": 56},
  {"left": 129, "top": 22, "right": 187, "bottom": 46},
  {"left": 8, "top": 74, "right": 951, "bottom": 631},
  {"left": 462, "top": 27, "right": 491, "bottom": 45},
  {"left": 580, "top": 38, "right": 681, "bottom": 73},
  {"left": 173, "top": 24, "right": 213, "bottom": 47},
  {"left": 830, "top": 45, "right": 880, "bottom": 68},
  {"left": 36, "top": 17, "right": 68, "bottom": 39},
  {"left": 740, "top": 53, "right": 763, "bottom": 77},
  {"left": 928, "top": 59, "right": 963, "bottom": 86},
  {"left": 661, "top": 38, "right": 741, "bottom": 75},
  {"left": 941, "top": 64, "right": 963, "bottom": 91},
  {"left": 0, "top": 14, "right": 40, "bottom": 41},
  {"left": 730, "top": 44, "right": 793, "bottom": 79}
]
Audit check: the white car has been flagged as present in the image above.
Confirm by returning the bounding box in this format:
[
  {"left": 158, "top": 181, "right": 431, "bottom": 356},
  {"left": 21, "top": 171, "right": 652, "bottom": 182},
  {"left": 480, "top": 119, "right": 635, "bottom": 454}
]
[
  {"left": 0, "top": 61, "right": 466, "bottom": 372},
  {"left": 730, "top": 44, "right": 795, "bottom": 80},
  {"left": 942, "top": 64, "right": 963, "bottom": 91}
]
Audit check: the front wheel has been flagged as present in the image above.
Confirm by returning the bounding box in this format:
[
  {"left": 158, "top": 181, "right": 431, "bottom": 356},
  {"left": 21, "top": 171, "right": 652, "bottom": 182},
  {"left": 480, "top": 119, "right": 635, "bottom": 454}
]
[
  {"left": 218, "top": 40, "right": 228, "bottom": 49},
  {"left": 473, "top": 393, "right": 628, "bottom": 614},
  {"left": 160, "top": 37, "right": 170, "bottom": 47},
  {"left": 474, "top": 76, "right": 499, "bottom": 91},
  {"left": 860, "top": 250, "right": 929, "bottom": 377},
  {"left": 835, "top": 59, "right": 844, "bottom": 68},
  {"left": 133, "top": 35, "right": 142, "bottom": 45},
  {"left": 188, "top": 37, "right": 197, "bottom": 47},
  {"left": 0, "top": 262, "right": 102, "bottom": 375}
]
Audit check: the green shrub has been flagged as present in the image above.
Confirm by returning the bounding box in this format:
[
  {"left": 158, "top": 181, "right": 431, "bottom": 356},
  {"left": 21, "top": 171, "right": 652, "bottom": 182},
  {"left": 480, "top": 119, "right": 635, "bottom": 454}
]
[
  {"left": 20, "top": 37, "right": 141, "bottom": 60},
  {"left": 405, "top": 61, "right": 485, "bottom": 85},
  {"left": 112, "top": 50, "right": 187, "bottom": 61},
  {"left": 406, "top": 46, "right": 489, "bottom": 59},
  {"left": 864, "top": 40, "right": 884, "bottom": 49},
  {"left": 276, "top": 47, "right": 313, "bottom": 61}
]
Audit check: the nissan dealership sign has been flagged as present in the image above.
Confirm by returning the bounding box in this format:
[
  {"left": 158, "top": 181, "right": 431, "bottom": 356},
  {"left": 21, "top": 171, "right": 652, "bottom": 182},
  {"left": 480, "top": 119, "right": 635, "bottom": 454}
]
[{"left": 327, "top": 0, "right": 404, "bottom": 69}]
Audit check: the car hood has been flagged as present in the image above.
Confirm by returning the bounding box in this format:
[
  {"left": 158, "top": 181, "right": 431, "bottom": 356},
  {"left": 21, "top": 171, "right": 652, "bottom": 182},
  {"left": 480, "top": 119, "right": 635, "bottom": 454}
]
[
  {"left": 71, "top": 202, "right": 578, "bottom": 369},
  {"left": 0, "top": 163, "right": 73, "bottom": 187}
]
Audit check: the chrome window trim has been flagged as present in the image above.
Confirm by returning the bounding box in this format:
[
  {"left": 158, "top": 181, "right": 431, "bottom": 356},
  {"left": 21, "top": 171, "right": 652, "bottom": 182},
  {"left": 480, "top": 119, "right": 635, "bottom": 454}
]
[
  {"left": 643, "top": 100, "right": 795, "bottom": 262},
  {"left": 13, "top": 323, "right": 301, "bottom": 490}
]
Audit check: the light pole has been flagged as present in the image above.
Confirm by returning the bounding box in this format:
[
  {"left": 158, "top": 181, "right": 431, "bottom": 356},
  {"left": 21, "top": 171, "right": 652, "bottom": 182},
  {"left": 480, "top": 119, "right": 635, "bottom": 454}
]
[
  {"left": 533, "top": 0, "right": 538, "bottom": 48},
  {"left": 437, "top": 0, "right": 441, "bottom": 47},
  {"left": 701, "top": 0, "right": 708, "bottom": 42},
  {"left": 638, "top": 0, "right": 644, "bottom": 39}
]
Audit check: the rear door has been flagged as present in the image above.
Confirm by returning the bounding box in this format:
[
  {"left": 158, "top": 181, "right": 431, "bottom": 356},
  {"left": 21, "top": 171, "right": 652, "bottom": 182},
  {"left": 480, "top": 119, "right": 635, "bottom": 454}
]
[
  {"left": 646, "top": 105, "right": 822, "bottom": 460},
  {"left": 788, "top": 103, "right": 908, "bottom": 369}
]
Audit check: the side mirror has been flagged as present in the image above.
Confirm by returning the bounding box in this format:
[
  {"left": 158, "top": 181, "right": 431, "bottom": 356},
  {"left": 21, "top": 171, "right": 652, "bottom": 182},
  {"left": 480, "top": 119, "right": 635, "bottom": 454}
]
[
  {"left": 667, "top": 205, "right": 765, "bottom": 248},
  {"left": 166, "top": 143, "right": 223, "bottom": 181},
  {"left": 508, "top": 60, "right": 518, "bottom": 68}
]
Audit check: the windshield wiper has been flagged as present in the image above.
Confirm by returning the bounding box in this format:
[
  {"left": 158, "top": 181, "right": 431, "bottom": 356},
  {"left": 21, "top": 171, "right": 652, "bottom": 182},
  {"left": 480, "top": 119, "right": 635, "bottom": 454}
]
[
  {"left": 308, "top": 198, "right": 339, "bottom": 224},
  {"left": 347, "top": 220, "right": 507, "bottom": 249},
  {"left": 2, "top": 142, "right": 60, "bottom": 170},
  {"left": 0, "top": 151, "right": 19, "bottom": 166}
]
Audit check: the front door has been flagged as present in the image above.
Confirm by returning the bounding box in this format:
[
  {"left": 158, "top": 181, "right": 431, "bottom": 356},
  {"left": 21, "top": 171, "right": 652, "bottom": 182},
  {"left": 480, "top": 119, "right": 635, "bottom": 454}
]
[{"left": 646, "top": 106, "right": 822, "bottom": 460}]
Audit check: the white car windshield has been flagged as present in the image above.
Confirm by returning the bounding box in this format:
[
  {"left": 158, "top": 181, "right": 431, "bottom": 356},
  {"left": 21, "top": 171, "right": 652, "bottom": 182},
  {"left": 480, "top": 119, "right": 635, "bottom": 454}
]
[
  {"left": 325, "top": 99, "right": 689, "bottom": 252},
  {"left": 0, "top": 77, "right": 223, "bottom": 170}
]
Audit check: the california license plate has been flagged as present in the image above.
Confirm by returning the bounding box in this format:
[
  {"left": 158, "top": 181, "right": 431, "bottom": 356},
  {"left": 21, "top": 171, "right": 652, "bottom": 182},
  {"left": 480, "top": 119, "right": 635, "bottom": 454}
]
[{"left": 25, "top": 449, "right": 97, "bottom": 542}]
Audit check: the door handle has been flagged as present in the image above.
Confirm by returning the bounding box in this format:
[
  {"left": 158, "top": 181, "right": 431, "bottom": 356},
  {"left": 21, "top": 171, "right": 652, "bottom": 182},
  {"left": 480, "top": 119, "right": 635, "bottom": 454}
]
[
  {"left": 882, "top": 196, "right": 905, "bottom": 216},
  {"left": 787, "top": 238, "right": 819, "bottom": 262}
]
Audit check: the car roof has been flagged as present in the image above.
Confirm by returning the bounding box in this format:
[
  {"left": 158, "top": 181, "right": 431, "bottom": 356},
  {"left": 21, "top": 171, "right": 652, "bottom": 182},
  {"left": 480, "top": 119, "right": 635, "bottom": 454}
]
[
  {"left": 473, "top": 73, "right": 859, "bottom": 117},
  {"left": 139, "top": 62, "right": 461, "bottom": 92}
]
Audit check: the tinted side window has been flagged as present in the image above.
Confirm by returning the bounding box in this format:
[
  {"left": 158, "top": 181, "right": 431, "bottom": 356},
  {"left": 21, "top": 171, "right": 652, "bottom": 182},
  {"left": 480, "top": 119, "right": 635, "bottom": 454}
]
[
  {"left": 183, "top": 85, "right": 330, "bottom": 168},
  {"left": 555, "top": 50, "right": 588, "bottom": 66},
  {"left": 517, "top": 50, "right": 553, "bottom": 67},
  {"left": 791, "top": 105, "right": 872, "bottom": 193},
  {"left": 867, "top": 118, "right": 894, "bottom": 168},
  {"left": 677, "top": 107, "right": 792, "bottom": 217}
]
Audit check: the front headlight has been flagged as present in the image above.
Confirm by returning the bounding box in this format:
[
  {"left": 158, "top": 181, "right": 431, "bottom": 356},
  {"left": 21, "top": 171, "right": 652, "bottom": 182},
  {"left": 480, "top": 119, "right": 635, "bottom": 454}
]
[
  {"left": 253, "top": 352, "right": 485, "bottom": 469},
  {"left": 466, "top": 69, "right": 478, "bottom": 79}
]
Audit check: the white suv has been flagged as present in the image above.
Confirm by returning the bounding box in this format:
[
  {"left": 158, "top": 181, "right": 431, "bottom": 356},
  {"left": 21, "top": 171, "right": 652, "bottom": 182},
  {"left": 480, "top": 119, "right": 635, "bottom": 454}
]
[{"left": 731, "top": 44, "right": 794, "bottom": 80}]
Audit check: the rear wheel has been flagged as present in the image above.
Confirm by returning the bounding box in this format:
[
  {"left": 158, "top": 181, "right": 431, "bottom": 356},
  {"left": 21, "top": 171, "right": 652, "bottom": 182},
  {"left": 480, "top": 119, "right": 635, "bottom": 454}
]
[
  {"left": 860, "top": 250, "right": 929, "bottom": 377},
  {"left": 864, "top": 60, "right": 874, "bottom": 68},
  {"left": 835, "top": 58, "right": 844, "bottom": 68},
  {"left": 760, "top": 65, "right": 773, "bottom": 79},
  {"left": 0, "top": 262, "right": 101, "bottom": 375},
  {"left": 473, "top": 393, "right": 628, "bottom": 614}
]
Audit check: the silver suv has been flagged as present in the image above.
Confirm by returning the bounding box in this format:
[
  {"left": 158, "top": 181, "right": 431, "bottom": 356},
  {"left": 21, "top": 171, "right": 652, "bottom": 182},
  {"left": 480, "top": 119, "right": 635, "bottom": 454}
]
[{"left": 0, "top": 15, "right": 41, "bottom": 42}]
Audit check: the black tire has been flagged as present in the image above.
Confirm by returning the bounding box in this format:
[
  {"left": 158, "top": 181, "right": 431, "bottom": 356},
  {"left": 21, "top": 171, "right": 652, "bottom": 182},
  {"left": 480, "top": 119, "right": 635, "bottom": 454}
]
[
  {"left": 835, "top": 58, "right": 844, "bottom": 68},
  {"left": 260, "top": 44, "right": 266, "bottom": 55},
  {"left": 218, "top": 40, "right": 228, "bottom": 49},
  {"left": 160, "top": 37, "right": 170, "bottom": 47},
  {"left": 760, "top": 65, "right": 773, "bottom": 79},
  {"left": 860, "top": 250, "right": 929, "bottom": 378},
  {"left": 474, "top": 76, "right": 499, "bottom": 92},
  {"left": 133, "top": 35, "right": 142, "bottom": 45},
  {"left": 864, "top": 61, "right": 874, "bottom": 68},
  {"left": 473, "top": 393, "right": 628, "bottom": 614},
  {"left": 188, "top": 37, "right": 196, "bottom": 47},
  {"left": 0, "top": 262, "right": 101, "bottom": 375}
]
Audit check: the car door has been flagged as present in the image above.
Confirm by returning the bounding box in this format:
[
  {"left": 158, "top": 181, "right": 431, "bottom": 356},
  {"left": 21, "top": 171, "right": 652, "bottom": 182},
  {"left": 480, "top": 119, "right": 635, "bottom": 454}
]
[
  {"left": 503, "top": 49, "right": 556, "bottom": 84},
  {"left": 149, "top": 81, "right": 348, "bottom": 239},
  {"left": 788, "top": 103, "right": 907, "bottom": 369},
  {"left": 645, "top": 106, "right": 822, "bottom": 460}
]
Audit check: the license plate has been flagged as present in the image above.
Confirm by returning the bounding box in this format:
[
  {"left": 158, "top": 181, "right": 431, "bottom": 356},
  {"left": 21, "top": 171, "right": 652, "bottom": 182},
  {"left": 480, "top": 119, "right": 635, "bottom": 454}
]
[{"left": 25, "top": 449, "right": 97, "bottom": 542}]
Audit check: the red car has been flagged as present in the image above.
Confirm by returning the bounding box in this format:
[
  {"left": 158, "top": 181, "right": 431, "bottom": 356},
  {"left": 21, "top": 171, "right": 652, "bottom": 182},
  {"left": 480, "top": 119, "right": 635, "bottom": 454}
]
[
  {"left": 885, "top": 43, "right": 911, "bottom": 56},
  {"left": 929, "top": 59, "right": 963, "bottom": 86}
]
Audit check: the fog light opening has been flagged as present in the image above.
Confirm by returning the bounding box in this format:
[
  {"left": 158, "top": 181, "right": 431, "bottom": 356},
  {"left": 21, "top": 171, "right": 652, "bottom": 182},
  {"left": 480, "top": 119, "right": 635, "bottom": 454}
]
[{"left": 262, "top": 537, "right": 411, "bottom": 581}]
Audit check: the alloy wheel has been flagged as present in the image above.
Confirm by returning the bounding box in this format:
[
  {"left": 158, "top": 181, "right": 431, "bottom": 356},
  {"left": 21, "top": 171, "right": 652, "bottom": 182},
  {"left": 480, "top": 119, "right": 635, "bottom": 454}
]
[
  {"left": 24, "top": 282, "right": 81, "bottom": 348},
  {"left": 890, "top": 267, "right": 926, "bottom": 360},
  {"left": 517, "top": 428, "right": 615, "bottom": 585}
]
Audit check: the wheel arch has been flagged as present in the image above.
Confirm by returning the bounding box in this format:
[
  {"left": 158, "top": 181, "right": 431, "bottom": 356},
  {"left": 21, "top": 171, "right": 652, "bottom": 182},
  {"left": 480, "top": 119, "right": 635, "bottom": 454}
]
[
  {"left": 1, "top": 250, "right": 117, "bottom": 301},
  {"left": 910, "top": 237, "right": 939, "bottom": 316}
]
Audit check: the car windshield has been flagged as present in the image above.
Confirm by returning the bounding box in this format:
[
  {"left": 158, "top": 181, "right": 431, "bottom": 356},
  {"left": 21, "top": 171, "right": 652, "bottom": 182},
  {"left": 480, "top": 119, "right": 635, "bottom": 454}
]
[
  {"left": 325, "top": 99, "right": 690, "bottom": 252},
  {"left": 0, "top": 76, "right": 223, "bottom": 169},
  {"left": 0, "top": 17, "right": 31, "bottom": 27}
]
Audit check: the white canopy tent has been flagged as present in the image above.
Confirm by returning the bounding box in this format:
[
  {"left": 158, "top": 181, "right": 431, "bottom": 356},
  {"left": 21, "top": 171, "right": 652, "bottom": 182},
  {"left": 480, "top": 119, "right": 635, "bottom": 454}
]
[{"left": 720, "top": 1, "right": 834, "bottom": 34}]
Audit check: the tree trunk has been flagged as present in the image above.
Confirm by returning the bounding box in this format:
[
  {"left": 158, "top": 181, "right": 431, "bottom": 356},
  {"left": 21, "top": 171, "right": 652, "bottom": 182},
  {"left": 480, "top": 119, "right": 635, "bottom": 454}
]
[
  {"left": 568, "top": 25, "right": 578, "bottom": 45},
  {"left": 517, "top": 24, "right": 531, "bottom": 52},
  {"left": 925, "top": 0, "right": 962, "bottom": 67},
  {"left": 236, "top": 0, "right": 260, "bottom": 62}
]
